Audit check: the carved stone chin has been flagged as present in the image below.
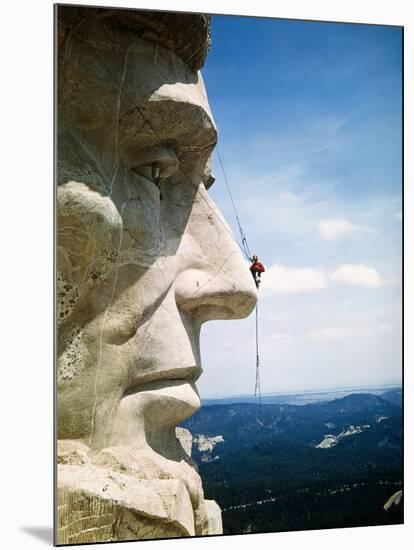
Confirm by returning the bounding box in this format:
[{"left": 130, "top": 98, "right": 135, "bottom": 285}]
[{"left": 56, "top": 5, "right": 256, "bottom": 544}]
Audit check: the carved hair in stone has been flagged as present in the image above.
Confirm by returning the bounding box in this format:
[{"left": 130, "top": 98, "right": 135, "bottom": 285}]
[{"left": 56, "top": 5, "right": 256, "bottom": 544}]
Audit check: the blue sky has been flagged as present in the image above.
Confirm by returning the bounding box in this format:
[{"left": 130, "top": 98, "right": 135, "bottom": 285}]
[{"left": 198, "top": 15, "right": 402, "bottom": 398}]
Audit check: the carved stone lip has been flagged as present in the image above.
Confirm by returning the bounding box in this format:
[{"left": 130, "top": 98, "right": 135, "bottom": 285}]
[
  {"left": 121, "top": 379, "right": 202, "bottom": 416},
  {"left": 124, "top": 366, "right": 202, "bottom": 397}
]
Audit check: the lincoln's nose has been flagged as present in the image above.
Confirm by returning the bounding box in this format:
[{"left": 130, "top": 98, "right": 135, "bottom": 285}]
[{"left": 174, "top": 252, "right": 257, "bottom": 324}]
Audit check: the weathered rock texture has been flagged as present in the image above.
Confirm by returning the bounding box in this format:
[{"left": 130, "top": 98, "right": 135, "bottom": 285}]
[
  {"left": 56, "top": 4, "right": 256, "bottom": 544},
  {"left": 58, "top": 7, "right": 211, "bottom": 73}
]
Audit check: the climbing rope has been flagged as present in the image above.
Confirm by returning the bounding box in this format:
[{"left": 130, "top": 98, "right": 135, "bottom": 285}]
[
  {"left": 216, "top": 148, "right": 251, "bottom": 261},
  {"left": 216, "top": 149, "right": 262, "bottom": 417},
  {"left": 255, "top": 303, "right": 262, "bottom": 418}
]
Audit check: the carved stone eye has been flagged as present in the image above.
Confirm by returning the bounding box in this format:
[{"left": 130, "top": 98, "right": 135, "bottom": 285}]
[
  {"left": 131, "top": 146, "right": 180, "bottom": 188},
  {"left": 152, "top": 164, "right": 161, "bottom": 188}
]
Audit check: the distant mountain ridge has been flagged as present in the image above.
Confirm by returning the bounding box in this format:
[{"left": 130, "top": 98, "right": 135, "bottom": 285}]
[
  {"left": 182, "top": 392, "right": 401, "bottom": 460},
  {"left": 202, "top": 385, "right": 402, "bottom": 407},
  {"left": 181, "top": 390, "right": 403, "bottom": 534},
  {"left": 381, "top": 388, "right": 403, "bottom": 407},
  {"left": 310, "top": 393, "right": 397, "bottom": 414}
]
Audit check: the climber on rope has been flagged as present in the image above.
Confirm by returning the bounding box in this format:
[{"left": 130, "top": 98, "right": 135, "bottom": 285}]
[{"left": 249, "top": 255, "right": 265, "bottom": 288}]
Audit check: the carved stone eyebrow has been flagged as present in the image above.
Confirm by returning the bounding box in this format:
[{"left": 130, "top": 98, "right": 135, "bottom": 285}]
[{"left": 121, "top": 98, "right": 217, "bottom": 163}]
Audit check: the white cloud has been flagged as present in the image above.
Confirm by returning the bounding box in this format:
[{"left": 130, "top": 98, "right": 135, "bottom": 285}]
[
  {"left": 220, "top": 340, "right": 232, "bottom": 350},
  {"left": 377, "top": 323, "right": 393, "bottom": 333},
  {"left": 330, "top": 264, "right": 381, "bottom": 288},
  {"left": 318, "top": 218, "right": 360, "bottom": 240},
  {"left": 306, "top": 326, "right": 353, "bottom": 342},
  {"left": 271, "top": 332, "right": 295, "bottom": 343},
  {"left": 305, "top": 324, "right": 373, "bottom": 343},
  {"left": 263, "top": 263, "right": 382, "bottom": 294},
  {"left": 265, "top": 264, "right": 327, "bottom": 294},
  {"left": 267, "top": 312, "right": 293, "bottom": 322}
]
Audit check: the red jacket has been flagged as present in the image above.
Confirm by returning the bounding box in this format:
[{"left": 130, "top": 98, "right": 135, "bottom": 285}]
[{"left": 250, "top": 261, "right": 265, "bottom": 273}]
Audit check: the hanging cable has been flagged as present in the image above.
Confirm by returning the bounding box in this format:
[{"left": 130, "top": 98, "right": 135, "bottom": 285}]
[
  {"left": 254, "top": 303, "right": 262, "bottom": 420},
  {"left": 217, "top": 148, "right": 262, "bottom": 420},
  {"left": 216, "top": 147, "right": 251, "bottom": 261}
]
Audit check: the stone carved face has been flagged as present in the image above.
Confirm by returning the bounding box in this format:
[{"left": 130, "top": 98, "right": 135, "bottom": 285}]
[{"left": 57, "top": 8, "right": 256, "bottom": 539}]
